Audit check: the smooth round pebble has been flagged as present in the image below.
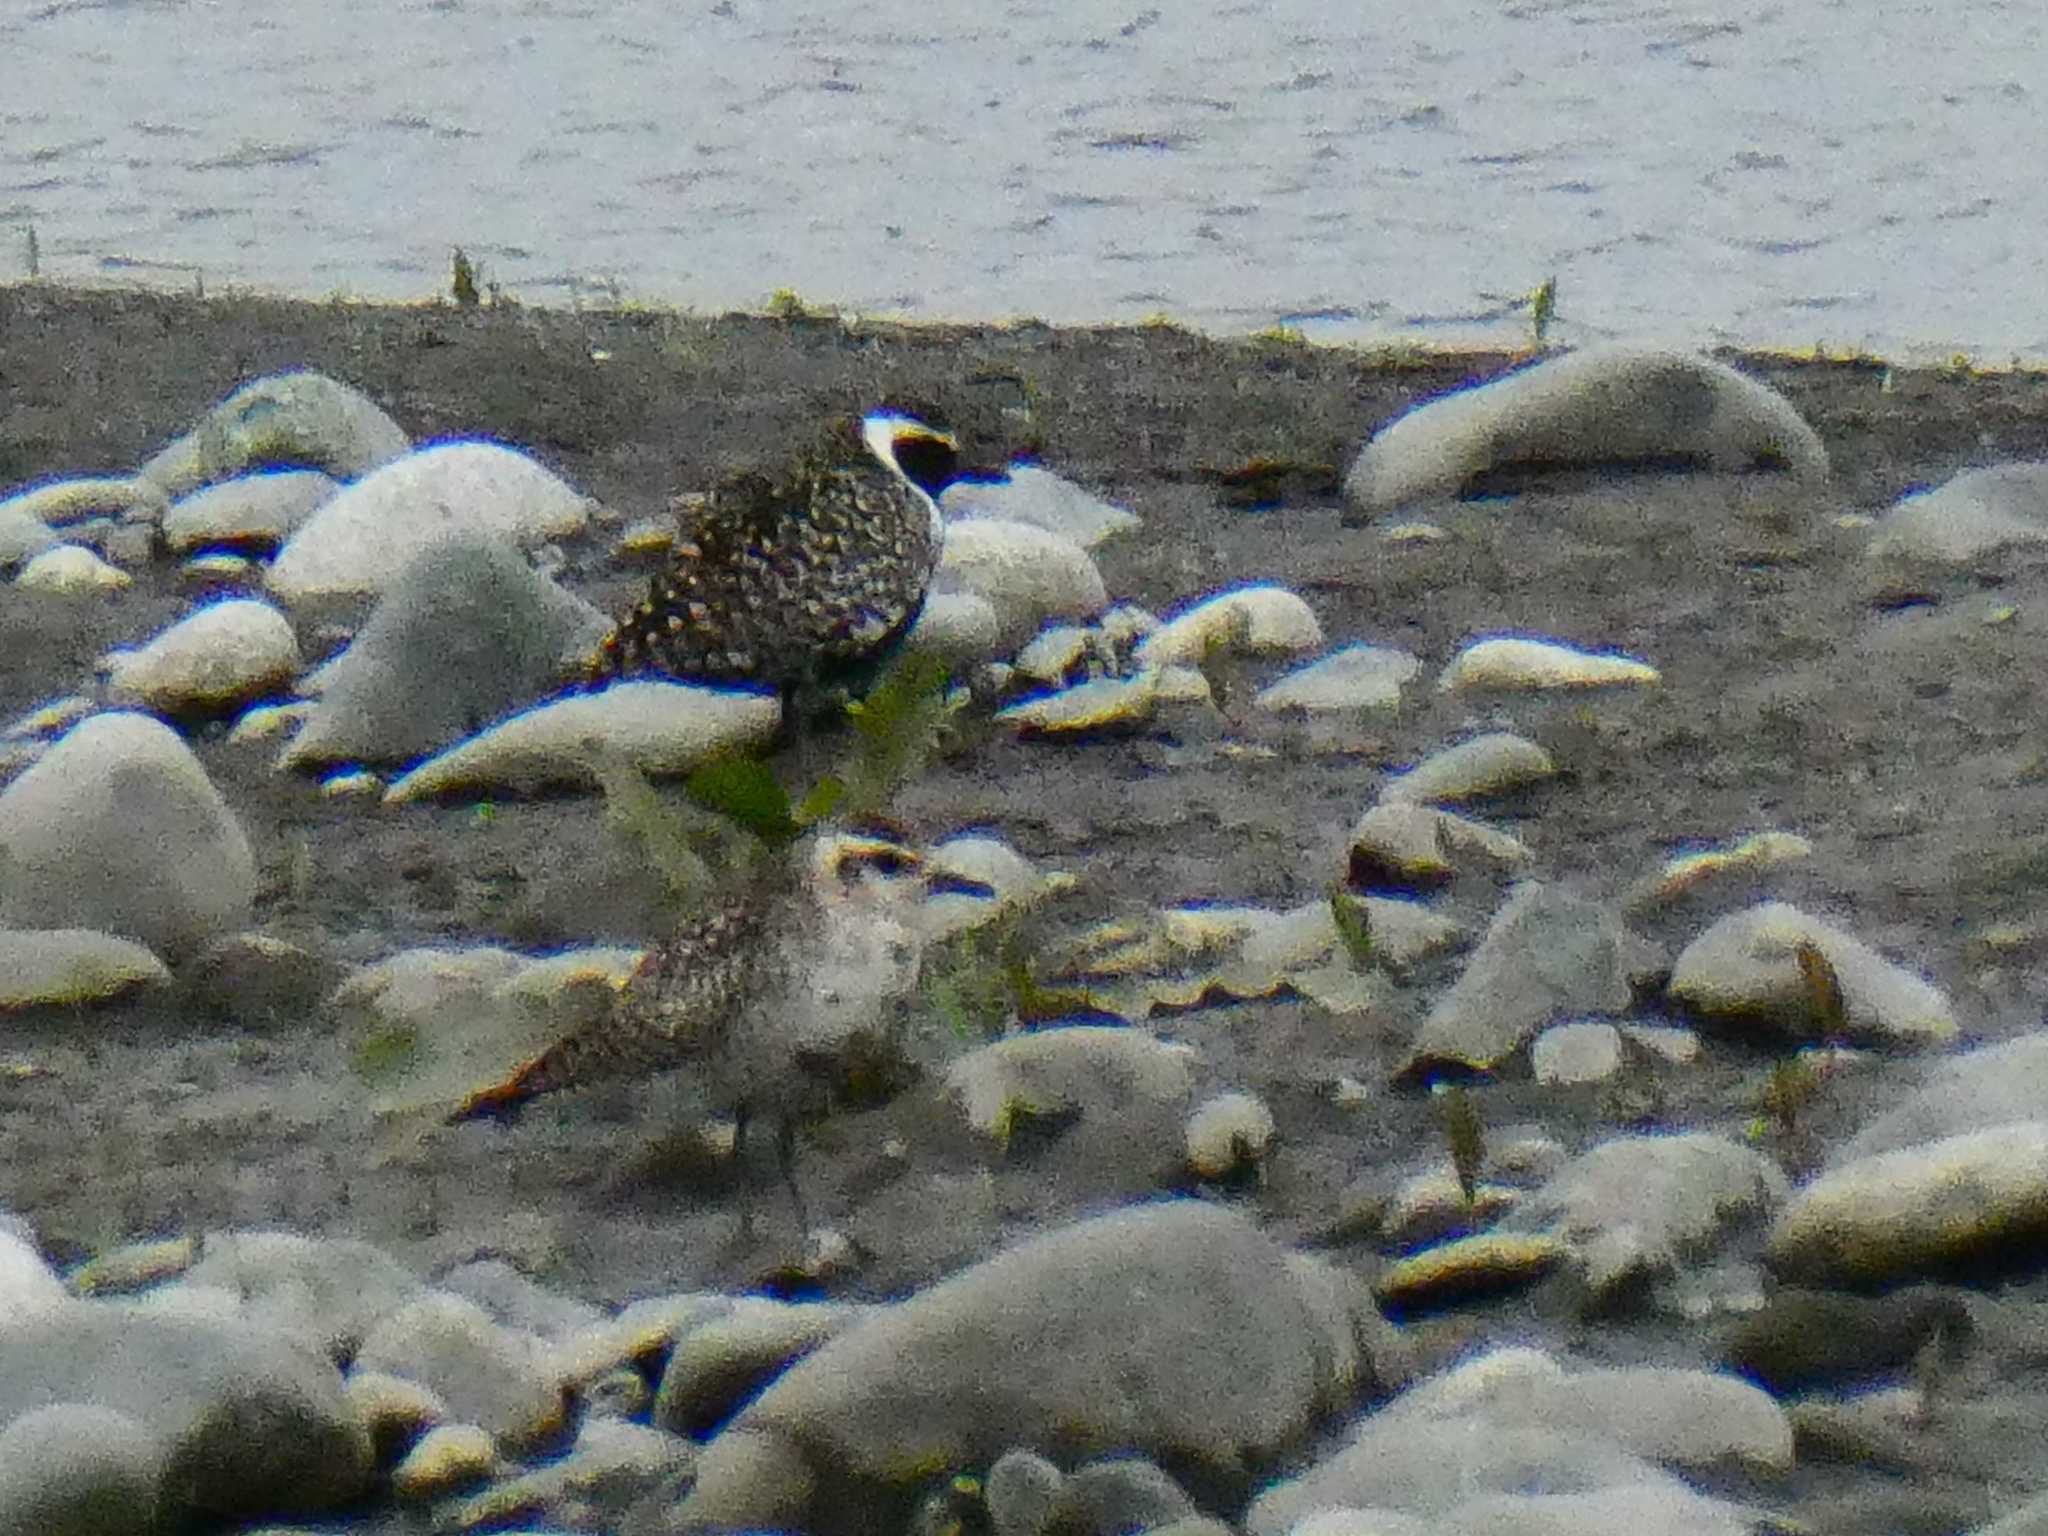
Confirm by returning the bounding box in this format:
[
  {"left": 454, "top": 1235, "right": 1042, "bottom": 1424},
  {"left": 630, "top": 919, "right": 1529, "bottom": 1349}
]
[
  {"left": 1186, "top": 1090, "right": 1277, "bottom": 1177},
  {"left": 102, "top": 598, "right": 302, "bottom": 714},
  {"left": 390, "top": 1422, "right": 497, "bottom": 1502},
  {"left": 0, "top": 1403, "right": 162, "bottom": 1536}
]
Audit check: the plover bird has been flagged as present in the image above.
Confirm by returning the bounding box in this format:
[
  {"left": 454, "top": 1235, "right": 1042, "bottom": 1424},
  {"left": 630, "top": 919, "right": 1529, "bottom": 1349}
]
[
  {"left": 590, "top": 409, "right": 960, "bottom": 691},
  {"left": 449, "top": 836, "right": 927, "bottom": 1225}
]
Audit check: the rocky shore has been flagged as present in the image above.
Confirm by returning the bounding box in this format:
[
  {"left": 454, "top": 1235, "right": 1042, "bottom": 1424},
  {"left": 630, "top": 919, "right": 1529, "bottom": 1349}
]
[{"left": 5, "top": 282, "right": 2048, "bottom": 1534}]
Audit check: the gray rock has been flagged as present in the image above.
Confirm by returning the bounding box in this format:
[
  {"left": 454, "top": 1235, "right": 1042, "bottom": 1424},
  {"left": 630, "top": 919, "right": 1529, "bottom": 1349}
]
[
  {"left": 1837, "top": 1030, "right": 2048, "bottom": 1162},
  {"left": 354, "top": 1291, "right": 568, "bottom": 1453},
  {"left": 1503, "top": 1131, "right": 1787, "bottom": 1303},
  {"left": 1864, "top": 462, "right": 2048, "bottom": 593},
  {"left": 1246, "top": 1419, "right": 1689, "bottom": 1536},
  {"left": 102, "top": 597, "right": 303, "bottom": 715},
  {"left": 1436, "top": 1484, "right": 1763, "bottom": 1536},
  {"left": 451, "top": 1415, "right": 694, "bottom": 1531},
  {"left": 942, "top": 465, "right": 1141, "bottom": 549},
  {"left": 0, "top": 1222, "right": 70, "bottom": 1326},
  {"left": 1401, "top": 883, "right": 1650, "bottom": 1078},
  {"left": 438, "top": 1257, "right": 605, "bottom": 1344},
  {"left": 0, "top": 474, "right": 169, "bottom": 529},
  {"left": 266, "top": 440, "right": 594, "bottom": 604},
  {"left": 1376, "top": 1350, "right": 1791, "bottom": 1473},
  {"left": 141, "top": 370, "right": 409, "bottom": 497},
  {"left": 0, "top": 712, "right": 255, "bottom": 959},
  {"left": 988, "top": 1448, "right": 1067, "bottom": 1536},
  {"left": 0, "top": 501, "right": 58, "bottom": 569},
  {"left": 379, "top": 680, "right": 780, "bottom": 802},
  {"left": 1665, "top": 900, "right": 1958, "bottom": 1046},
  {"left": 1530, "top": 1022, "right": 1624, "bottom": 1085},
  {"left": 0, "top": 1403, "right": 162, "bottom": 1536},
  {"left": 1343, "top": 346, "right": 1827, "bottom": 517},
  {"left": 0, "top": 1306, "right": 373, "bottom": 1521},
  {"left": 162, "top": 468, "right": 341, "bottom": 554},
  {"left": 1382, "top": 733, "right": 1556, "bottom": 807},
  {"left": 1720, "top": 1285, "right": 1974, "bottom": 1394},
  {"left": 944, "top": 1026, "right": 1197, "bottom": 1145},
  {"left": 179, "top": 1229, "right": 425, "bottom": 1361},
  {"left": 653, "top": 1298, "right": 859, "bottom": 1437},
  {"left": 1975, "top": 1488, "right": 2048, "bottom": 1536},
  {"left": 281, "top": 532, "right": 610, "bottom": 769},
  {"left": 1057, "top": 1456, "right": 1199, "bottom": 1536},
  {"left": 1347, "top": 803, "right": 1531, "bottom": 890},
  {"left": 0, "top": 927, "right": 171, "bottom": 1009},
  {"left": 1765, "top": 1121, "right": 2048, "bottom": 1286},
  {"left": 680, "top": 1202, "right": 1406, "bottom": 1531}
]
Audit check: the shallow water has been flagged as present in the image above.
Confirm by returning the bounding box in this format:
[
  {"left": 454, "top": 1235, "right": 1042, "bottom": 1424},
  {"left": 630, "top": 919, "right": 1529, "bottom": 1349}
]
[{"left": 5, "top": 0, "right": 2046, "bottom": 358}]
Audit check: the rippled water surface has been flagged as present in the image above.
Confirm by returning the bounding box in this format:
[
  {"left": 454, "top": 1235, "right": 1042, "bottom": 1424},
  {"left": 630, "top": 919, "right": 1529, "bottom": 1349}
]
[{"left": 6, "top": 0, "right": 2045, "bottom": 356}]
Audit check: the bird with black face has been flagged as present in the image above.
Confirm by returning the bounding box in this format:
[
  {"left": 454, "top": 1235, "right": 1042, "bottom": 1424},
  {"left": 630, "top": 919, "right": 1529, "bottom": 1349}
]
[{"left": 589, "top": 407, "right": 963, "bottom": 694}]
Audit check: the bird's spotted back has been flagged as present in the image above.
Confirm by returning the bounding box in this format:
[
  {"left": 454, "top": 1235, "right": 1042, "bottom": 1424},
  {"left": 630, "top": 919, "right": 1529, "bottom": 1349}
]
[{"left": 590, "top": 423, "right": 945, "bottom": 690}]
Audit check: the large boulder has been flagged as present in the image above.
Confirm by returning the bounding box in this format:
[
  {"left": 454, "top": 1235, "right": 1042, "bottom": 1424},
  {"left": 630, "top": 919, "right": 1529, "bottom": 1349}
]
[
  {"left": 679, "top": 1201, "right": 1407, "bottom": 1531},
  {"left": 141, "top": 370, "right": 409, "bottom": 497},
  {"left": 282, "top": 532, "right": 610, "bottom": 769},
  {"left": 1344, "top": 346, "right": 1827, "bottom": 517},
  {"left": 0, "top": 712, "right": 255, "bottom": 959},
  {"left": 266, "top": 440, "right": 594, "bottom": 603},
  {"left": 0, "top": 1305, "right": 373, "bottom": 1522}
]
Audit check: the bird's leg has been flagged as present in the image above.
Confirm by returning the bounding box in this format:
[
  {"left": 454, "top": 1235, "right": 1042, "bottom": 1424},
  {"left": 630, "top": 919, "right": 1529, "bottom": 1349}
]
[
  {"left": 774, "top": 1114, "right": 810, "bottom": 1237},
  {"left": 729, "top": 1101, "right": 809, "bottom": 1244}
]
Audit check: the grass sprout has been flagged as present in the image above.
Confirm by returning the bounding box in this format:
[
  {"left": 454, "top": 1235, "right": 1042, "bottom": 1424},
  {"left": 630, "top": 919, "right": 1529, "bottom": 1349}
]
[{"left": 1432, "top": 1081, "right": 1486, "bottom": 1206}]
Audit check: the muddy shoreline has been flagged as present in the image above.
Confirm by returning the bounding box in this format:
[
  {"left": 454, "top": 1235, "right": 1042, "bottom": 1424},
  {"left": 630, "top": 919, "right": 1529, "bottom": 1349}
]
[{"left": 6, "top": 282, "right": 2048, "bottom": 1533}]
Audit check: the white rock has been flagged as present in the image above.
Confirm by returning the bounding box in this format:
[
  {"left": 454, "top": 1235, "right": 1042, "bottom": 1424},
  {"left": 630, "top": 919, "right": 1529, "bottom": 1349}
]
[
  {"left": 1344, "top": 346, "right": 1828, "bottom": 516},
  {"left": 1186, "top": 1091, "right": 1276, "bottom": 1177},
  {"left": 0, "top": 712, "right": 255, "bottom": 958},
  {"left": 141, "top": 369, "right": 410, "bottom": 496},
  {"left": 942, "top": 464, "right": 1141, "bottom": 549},
  {"left": 102, "top": 599, "right": 302, "bottom": 714},
  {"left": 1255, "top": 644, "right": 1421, "bottom": 714},
  {"left": 945, "top": 1026, "right": 1197, "bottom": 1142},
  {"left": 1013, "top": 624, "right": 1094, "bottom": 683},
  {"left": 1505, "top": 1131, "right": 1788, "bottom": 1302},
  {"left": 900, "top": 590, "right": 1005, "bottom": 668},
  {"left": 226, "top": 701, "right": 313, "bottom": 746},
  {"left": 0, "top": 928, "right": 171, "bottom": 1009},
  {"left": 0, "top": 502, "right": 58, "bottom": 568},
  {"left": 936, "top": 517, "right": 1109, "bottom": 647},
  {"left": 1766, "top": 1120, "right": 2048, "bottom": 1286},
  {"left": 1348, "top": 803, "right": 1533, "bottom": 887},
  {"left": 1383, "top": 733, "right": 1556, "bottom": 806},
  {"left": 1531, "top": 1022, "right": 1624, "bottom": 1085},
  {"left": 1665, "top": 900, "right": 1957, "bottom": 1046},
  {"left": 266, "top": 441, "right": 595, "bottom": 603},
  {"left": 1134, "top": 585, "right": 1325, "bottom": 668},
  {"left": 994, "top": 667, "right": 1210, "bottom": 733},
  {"left": 1632, "top": 831, "right": 1813, "bottom": 907},
  {"left": 1439, "top": 636, "right": 1659, "bottom": 692},
  {"left": 15, "top": 544, "right": 130, "bottom": 593},
  {"left": 0, "top": 474, "right": 168, "bottom": 528},
  {"left": 382, "top": 681, "right": 780, "bottom": 803},
  {"left": 161, "top": 468, "right": 340, "bottom": 554},
  {"left": 2, "top": 695, "right": 95, "bottom": 743},
  {"left": 1865, "top": 461, "right": 2048, "bottom": 568}
]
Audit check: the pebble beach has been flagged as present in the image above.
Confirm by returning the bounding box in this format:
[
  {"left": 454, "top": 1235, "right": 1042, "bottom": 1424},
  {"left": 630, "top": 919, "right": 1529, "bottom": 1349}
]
[{"left": 5, "top": 282, "right": 2048, "bottom": 1533}]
